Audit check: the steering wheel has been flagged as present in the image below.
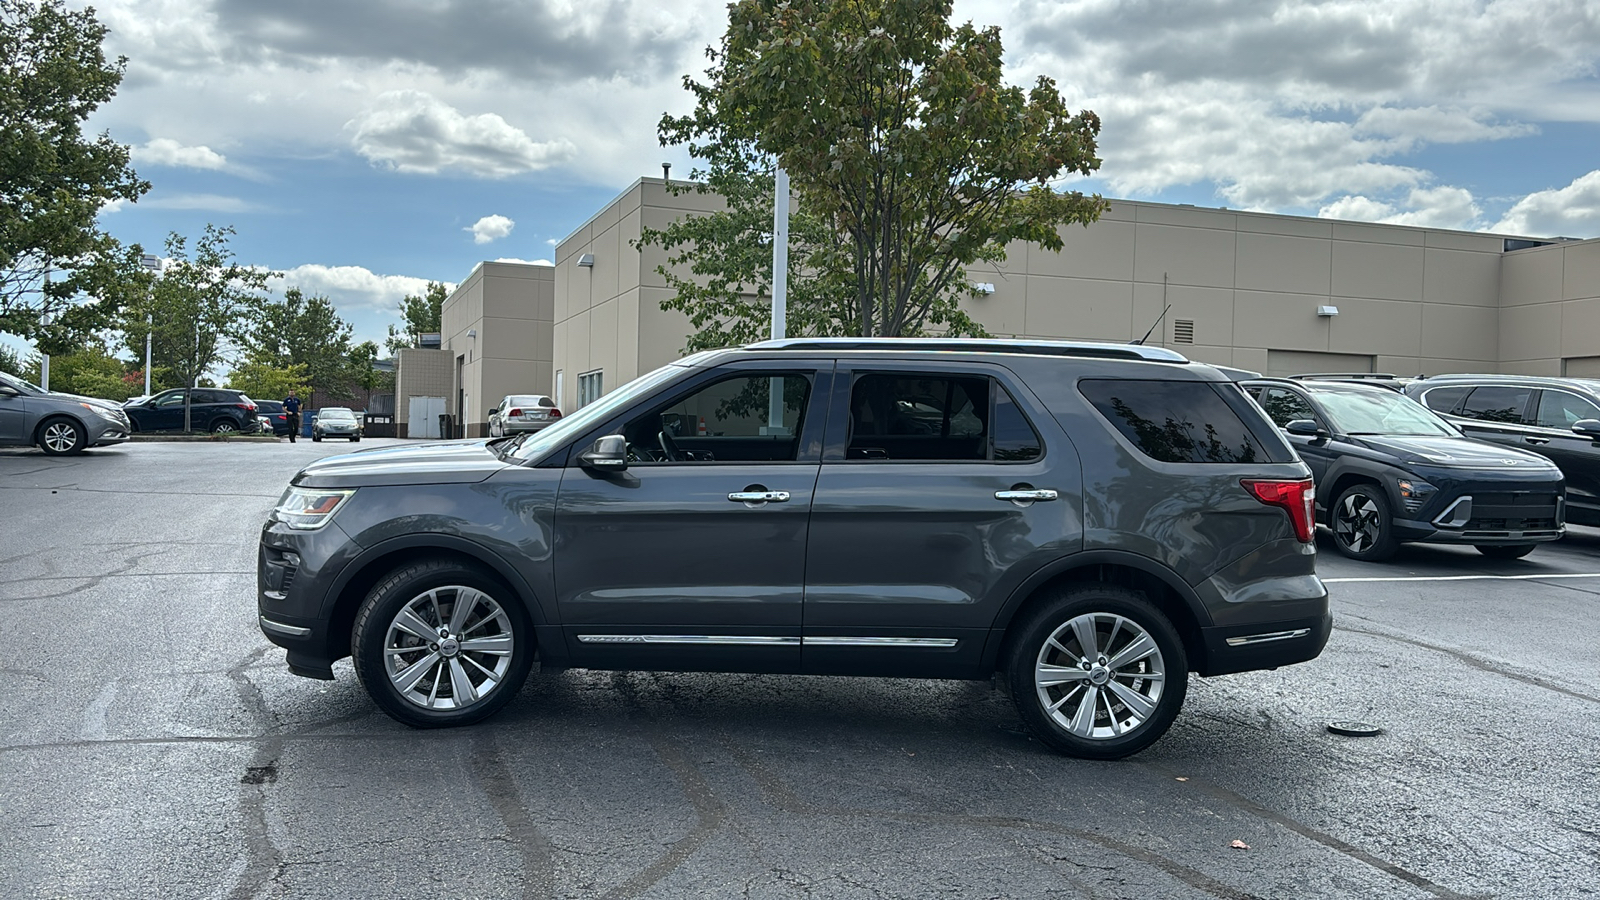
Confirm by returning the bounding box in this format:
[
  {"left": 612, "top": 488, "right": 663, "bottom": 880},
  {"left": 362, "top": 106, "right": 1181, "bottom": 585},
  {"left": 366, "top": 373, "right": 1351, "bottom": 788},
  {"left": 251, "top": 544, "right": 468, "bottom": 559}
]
[{"left": 658, "top": 430, "right": 683, "bottom": 462}]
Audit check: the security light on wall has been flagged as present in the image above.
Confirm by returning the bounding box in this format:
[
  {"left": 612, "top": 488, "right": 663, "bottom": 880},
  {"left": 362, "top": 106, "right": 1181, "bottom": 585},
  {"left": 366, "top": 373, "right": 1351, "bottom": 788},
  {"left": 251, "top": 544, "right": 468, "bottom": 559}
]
[
  {"left": 467, "top": 329, "right": 477, "bottom": 338},
  {"left": 1317, "top": 305, "right": 1339, "bottom": 317},
  {"left": 974, "top": 282, "right": 996, "bottom": 295},
  {"left": 577, "top": 253, "right": 595, "bottom": 267}
]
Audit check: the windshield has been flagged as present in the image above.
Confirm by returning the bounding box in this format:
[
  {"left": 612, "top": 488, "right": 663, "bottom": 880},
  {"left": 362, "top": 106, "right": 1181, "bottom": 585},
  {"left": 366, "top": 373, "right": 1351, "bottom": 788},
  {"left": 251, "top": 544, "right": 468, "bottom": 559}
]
[
  {"left": 511, "top": 364, "right": 686, "bottom": 462},
  {"left": 320, "top": 409, "right": 356, "bottom": 421},
  {"left": 0, "top": 371, "right": 44, "bottom": 395},
  {"left": 1315, "top": 388, "right": 1456, "bottom": 436}
]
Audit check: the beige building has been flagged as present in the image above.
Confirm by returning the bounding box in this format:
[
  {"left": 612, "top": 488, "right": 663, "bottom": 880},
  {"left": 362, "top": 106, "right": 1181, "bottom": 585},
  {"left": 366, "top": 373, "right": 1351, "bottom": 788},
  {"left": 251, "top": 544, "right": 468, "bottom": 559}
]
[
  {"left": 435, "top": 261, "right": 556, "bottom": 437},
  {"left": 548, "top": 177, "right": 1600, "bottom": 411}
]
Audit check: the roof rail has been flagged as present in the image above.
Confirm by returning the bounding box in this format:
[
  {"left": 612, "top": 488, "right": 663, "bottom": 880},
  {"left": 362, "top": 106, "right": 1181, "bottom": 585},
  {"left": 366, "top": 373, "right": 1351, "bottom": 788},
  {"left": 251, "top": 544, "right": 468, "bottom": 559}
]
[
  {"left": 743, "top": 337, "right": 1189, "bottom": 363},
  {"left": 1291, "top": 372, "right": 1400, "bottom": 380}
]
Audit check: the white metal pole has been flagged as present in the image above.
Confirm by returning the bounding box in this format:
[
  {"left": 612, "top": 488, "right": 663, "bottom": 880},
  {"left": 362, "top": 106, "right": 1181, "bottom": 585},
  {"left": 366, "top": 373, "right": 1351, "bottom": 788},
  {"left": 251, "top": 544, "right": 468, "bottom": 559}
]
[
  {"left": 768, "top": 167, "right": 790, "bottom": 432},
  {"left": 141, "top": 255, "right": 160, "bottom": 397},
  {"left": 39, "top": 267, "right": 50, "bottom": 391}
]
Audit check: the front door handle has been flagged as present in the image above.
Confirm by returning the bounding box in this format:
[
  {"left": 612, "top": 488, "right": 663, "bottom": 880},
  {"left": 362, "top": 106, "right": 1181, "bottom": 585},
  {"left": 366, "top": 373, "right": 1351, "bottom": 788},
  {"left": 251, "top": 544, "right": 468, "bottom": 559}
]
[
  {"left": 728, "top": 490, "right": 790, "bottom": 504},
  {"left": 1525, "top": 437, "right": 1551, "bottom": 445},
  {"left": 995, "top": 489, "right": 1059, "bottom": 502}
]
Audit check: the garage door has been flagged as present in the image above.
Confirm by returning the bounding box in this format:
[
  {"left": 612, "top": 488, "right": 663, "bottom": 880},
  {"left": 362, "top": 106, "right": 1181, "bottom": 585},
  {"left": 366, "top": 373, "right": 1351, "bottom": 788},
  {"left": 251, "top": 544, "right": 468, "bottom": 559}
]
[
  {"left": 1563, "top": 357, "right": 1600, "bottom": 378},
  {"left": 1266, "top": 351, "right": 1375, "bottom": 378}
]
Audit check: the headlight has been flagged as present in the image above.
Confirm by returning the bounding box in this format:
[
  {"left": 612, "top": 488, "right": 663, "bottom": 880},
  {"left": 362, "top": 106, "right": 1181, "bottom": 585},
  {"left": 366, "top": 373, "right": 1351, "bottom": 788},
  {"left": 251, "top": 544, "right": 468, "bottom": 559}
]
[
  {"left": 1397, "top": 479, "right": 1437, "bottom": 514},
  {"left": 81, "top": 403, "right": 121, "bottom": 422},
  {"left": 271, "top": 487, "right": 356, "bottom": 530}
]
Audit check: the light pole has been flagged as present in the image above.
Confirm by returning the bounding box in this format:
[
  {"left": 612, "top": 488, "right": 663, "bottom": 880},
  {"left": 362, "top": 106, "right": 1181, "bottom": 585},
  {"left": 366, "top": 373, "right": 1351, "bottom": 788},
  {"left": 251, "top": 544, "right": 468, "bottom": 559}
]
[
  {"left": 39, "top": 265, "right": 51, "bottom": 391},
  {"left": 767, "top": 167, "right": 790, "bottom": 431},
  {"left": 140, "top": 255, "right": 161, "bottom": 398}
]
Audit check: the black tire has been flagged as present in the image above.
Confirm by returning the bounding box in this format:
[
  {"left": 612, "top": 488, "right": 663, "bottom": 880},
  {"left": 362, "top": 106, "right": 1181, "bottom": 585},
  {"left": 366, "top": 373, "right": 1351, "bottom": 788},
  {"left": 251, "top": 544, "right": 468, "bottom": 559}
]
[
  {"left": 210, "top": 418, "right": 238, "bottom": 434},
  {"left": 352, "top": 559, "right": 534, "bottom": 728},
  {"left": 350, "top": 436, "right": 359, "bottom": 442},
  {"left": 1476, "top": 543, "right": 1536, "bottom": 560},
  {"left": 312, "top": 434, "right": 322, "bottom": 442},
  {"left": 1006, "top": 585, "right": 1187, "bottom": 760},
  {"left": 36, "top": 416, "right": 86, "bottom": 455},
  {"left": 1330, "top": 484, "right": 1400, "bottom": 561}
]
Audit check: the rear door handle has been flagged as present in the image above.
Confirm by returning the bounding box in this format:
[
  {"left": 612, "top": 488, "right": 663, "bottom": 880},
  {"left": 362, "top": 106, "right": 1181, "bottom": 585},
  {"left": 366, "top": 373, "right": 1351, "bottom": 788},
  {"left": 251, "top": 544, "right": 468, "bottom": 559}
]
[
  {"left": 1525, "top": 437, "right": 1550, "bottom": 445},
  {"left": 995, "top": 489, "right": 1058, "bottom": 502},
  {"left": 728, "top": 491, "right": 790, "bottom": 503}
]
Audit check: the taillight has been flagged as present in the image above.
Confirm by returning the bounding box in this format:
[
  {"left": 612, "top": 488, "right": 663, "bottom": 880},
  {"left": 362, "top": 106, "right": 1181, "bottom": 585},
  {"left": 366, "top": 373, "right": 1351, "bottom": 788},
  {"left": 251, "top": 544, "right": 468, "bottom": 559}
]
[
  {"left": 1242, "top": 479, "right": 1316, "bottom": 543},
  {"left": 548, "top": 408, "right": 561, "bottom": 419},
  {"left": 509, "top": 408, "right": 522, "bottom": 417}
]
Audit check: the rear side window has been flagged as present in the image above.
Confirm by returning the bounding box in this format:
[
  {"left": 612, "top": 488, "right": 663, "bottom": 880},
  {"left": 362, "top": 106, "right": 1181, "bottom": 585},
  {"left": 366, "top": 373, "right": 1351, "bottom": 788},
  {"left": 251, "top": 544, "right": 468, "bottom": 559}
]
[
  {"left": 1080, "top": 379, "right": 1282, "bottom": 464},
  {"left": 1459, "top": 386, "right": 1531, "bottom": 423},
  {"left": 1417, "top": 385, "right": 1469, "bottom": 414},
  {"left": 844, "top": 374, "right": 1042, "bottom": 462}
]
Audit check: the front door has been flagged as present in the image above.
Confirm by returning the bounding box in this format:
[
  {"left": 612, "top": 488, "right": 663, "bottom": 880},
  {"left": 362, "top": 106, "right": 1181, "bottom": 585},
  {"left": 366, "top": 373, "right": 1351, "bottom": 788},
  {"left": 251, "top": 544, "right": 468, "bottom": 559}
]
[
  {"left": 802, "top": 363, "right": 1082, "bottom": 678},
  {"left": 1258, "top": 386, "right": 1336, "bottom": 485},
  {"left": 553, "top": 364, "right": 830, "bottom": 673},
  {"left": 0, "top": 388, "right": 26, "bottom": 443},
  {"left": 1530, "top": 388, "right": 1600, "bottom": 523}
]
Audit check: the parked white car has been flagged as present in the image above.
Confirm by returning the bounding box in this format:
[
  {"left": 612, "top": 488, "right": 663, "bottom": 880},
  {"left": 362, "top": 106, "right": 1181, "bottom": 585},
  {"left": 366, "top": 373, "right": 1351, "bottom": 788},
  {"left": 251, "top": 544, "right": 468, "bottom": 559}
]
[{"left": 488, "top": 394, "right": 561, "bottom": 436}]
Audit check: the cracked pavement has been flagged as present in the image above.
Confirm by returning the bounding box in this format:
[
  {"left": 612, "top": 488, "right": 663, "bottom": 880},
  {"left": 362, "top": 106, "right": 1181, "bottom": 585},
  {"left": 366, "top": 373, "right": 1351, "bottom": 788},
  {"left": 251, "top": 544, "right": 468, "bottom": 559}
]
[{"left": 1, "top": 441, "right": 1598, "bottom": 899}]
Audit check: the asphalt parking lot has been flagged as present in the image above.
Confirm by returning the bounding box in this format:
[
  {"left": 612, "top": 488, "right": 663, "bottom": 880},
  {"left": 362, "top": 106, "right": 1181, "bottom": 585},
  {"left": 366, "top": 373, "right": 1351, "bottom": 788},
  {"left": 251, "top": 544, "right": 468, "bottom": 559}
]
[{"left": 1, "top": 440, "right": 1597, "bottom": 900}]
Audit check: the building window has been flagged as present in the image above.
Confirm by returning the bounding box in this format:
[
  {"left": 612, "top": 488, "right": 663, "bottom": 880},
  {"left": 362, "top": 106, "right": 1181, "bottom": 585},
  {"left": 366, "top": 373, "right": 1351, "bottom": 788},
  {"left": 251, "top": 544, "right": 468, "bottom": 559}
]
[
  {"left": 555, "top": 370, "right": 564, "bottom": 409},
  {"left": 578, "top": 370, "right": 604, "bottom": 408}
]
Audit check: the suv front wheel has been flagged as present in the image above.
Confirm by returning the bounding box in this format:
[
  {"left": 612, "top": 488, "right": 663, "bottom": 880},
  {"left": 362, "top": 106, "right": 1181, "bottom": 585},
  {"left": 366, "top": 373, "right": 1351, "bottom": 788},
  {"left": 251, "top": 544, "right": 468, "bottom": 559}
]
[
  {"left": 1007, "top": 585, "right": 1187, "bottom": 760},
  {"left": 1330, "top": 484, "right": 1399, "bottom": 561},
  {"left": 352, "top": 559, "right": 534, "bottom": 728}
]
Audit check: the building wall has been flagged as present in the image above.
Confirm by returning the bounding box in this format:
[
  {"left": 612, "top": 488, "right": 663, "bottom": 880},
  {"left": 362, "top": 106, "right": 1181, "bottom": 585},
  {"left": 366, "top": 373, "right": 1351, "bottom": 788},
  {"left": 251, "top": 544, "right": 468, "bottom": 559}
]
[
  {"left": 553, "top": 180, "right": 1600, "bottom": 408},
  {"left": 442, "top": 261, "right": 555, "bottom": 437},
  {"left": 393, "top": 347, "right": 453, "bottom": 437}
]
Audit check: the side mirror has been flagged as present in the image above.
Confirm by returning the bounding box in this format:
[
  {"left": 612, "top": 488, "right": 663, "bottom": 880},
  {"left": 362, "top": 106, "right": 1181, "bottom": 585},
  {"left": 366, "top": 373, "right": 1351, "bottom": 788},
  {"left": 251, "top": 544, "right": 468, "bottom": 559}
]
[
  {"left": 0, "top": 385, "right": 19, "bottom": 398},
  {"left": 1285, "top": 419, "right": 1325, "bottom": 438},
  {"left": 1572, "top": 418, "right": 1600, "bottom": 439},
  {"left": 487, "top": 407, "right": 498, "bottom": 419},
  {"left": 578, "top": 434, "right": 628, "bottom": 471}
]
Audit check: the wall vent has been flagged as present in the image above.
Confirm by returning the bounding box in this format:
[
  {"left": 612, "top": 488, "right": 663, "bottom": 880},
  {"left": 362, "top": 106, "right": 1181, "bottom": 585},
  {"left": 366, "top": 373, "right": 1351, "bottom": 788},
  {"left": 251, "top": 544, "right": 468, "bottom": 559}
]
[{"left": 1172, "top": 319, "right": 1195, "bottom": 344}]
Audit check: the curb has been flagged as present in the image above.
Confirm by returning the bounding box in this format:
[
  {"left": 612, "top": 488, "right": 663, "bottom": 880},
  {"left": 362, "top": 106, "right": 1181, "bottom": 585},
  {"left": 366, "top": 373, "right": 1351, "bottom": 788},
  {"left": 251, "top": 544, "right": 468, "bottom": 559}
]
[{"left": 128, "top": 434, "right": 283, "bottom": 443}]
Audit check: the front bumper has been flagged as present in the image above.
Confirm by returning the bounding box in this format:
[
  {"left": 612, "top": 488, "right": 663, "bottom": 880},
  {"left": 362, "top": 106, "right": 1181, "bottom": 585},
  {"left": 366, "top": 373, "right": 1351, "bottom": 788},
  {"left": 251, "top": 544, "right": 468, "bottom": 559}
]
[
  {"left": 1392, "top": 486, "right": 1565, "bottom": 546},
  {"left": 258, "top": 519, "right": 366, "bottom": 679}
]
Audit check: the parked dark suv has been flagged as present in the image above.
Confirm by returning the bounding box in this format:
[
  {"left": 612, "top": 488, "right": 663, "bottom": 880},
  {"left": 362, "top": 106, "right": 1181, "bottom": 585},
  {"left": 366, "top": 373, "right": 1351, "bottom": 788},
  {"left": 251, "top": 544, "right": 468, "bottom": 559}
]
[
  {"left": 1243, "top": 378, "right": 1565, "bottom": 560},
  {"left": 124, "top": 388, "right": 259, "bottom": 434},
  {"left": 259, "top": 339, "right": 1330, "bottom": 759},
  {"left": 1405, "top": 374, "right": 1600, "bottom": 527},
  {"left": 255, "top": 400, "right": 293, "bottom": 437}
]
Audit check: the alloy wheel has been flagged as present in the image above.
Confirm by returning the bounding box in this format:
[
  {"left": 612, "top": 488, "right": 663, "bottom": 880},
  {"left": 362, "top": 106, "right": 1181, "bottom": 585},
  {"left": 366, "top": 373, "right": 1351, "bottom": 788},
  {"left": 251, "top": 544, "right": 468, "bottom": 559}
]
[
  {"left": 1034, "top": 612, "right": 1165, "bottom": 740},
  {"left": 1334, "top": 494, "right": 1382, "bottom": 552},
  {"left": 42, "top": 422, "right": 79, "bottom": 453},
  {"left": 213, "top": 421, "right": 237, "bottom": 434},
  {"left": 382, "top": 585, "right": 515, "bottom": 711}
]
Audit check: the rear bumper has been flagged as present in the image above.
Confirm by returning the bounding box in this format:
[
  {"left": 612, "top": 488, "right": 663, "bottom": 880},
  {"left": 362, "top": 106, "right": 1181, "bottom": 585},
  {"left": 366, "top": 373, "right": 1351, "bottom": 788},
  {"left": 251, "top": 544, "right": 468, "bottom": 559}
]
[
  {"left": 503, "top": 420, "right": 554, "bottom": 433},
  {"left": 1198, "top": 612, "right": 1332, "bottom": 676}
]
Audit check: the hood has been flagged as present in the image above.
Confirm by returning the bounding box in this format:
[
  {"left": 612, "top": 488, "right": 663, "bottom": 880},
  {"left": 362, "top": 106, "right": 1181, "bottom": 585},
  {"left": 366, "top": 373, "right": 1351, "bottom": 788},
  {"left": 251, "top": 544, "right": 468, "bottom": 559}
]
[
  {"left": 292, "top": 439, "right": 511, "bottom": 488},
  {"left": 1349, "top": 434, "right": 1559, "bottom": 470},
  {"left": 33, "top": 389, "right": 124, "bottom": 413}
]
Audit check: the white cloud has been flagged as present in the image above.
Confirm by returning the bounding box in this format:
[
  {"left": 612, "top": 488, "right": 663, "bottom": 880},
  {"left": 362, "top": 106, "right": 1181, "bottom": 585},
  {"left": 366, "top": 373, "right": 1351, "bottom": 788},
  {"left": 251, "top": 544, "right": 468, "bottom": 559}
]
[
  {"left": 468, "top": 214, "right": 515, "bottom": 244},
  {"left": 1319, "top": 186, "right": 1484, "bottom": 231},
  {"left": 491, "top": 258, "right": 553, "bottom": 266},
  {"left": 346, "top": 90, "right": 576, "bottom": 177},
  {"left": 1494, "top": 170, "right": 1600, "bottom": 238},
  {"left": 268, "top": 264, "right": 453, "bottom": 312},
  {"left": 1354, "top": 107, "right": 1537, "bottom": 146},
  {"left": 142, "top": 193, "right": 259, "bottom": 212},
  {"left": 132, "top": 138, "right": 229, "bottom": 170}
]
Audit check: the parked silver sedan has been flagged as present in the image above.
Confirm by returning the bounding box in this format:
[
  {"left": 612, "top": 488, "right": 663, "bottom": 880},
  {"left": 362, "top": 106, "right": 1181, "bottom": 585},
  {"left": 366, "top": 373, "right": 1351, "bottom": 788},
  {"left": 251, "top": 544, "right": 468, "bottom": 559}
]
[
  {"left": 488, "top": 394, "right": 561, "bottom": 436},
  {"left": 0, "top": 371, "right": 132, "bottom": 455},
  {"left": 312, "top": 407, "right": 362, "bottom": 442}
]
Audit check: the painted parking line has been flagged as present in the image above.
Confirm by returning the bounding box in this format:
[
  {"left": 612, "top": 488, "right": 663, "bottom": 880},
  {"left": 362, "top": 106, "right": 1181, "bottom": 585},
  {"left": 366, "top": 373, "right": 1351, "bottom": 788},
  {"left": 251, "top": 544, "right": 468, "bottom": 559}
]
[{"left": 1324, "top": 573, "right": 1600, "bottom": 583}]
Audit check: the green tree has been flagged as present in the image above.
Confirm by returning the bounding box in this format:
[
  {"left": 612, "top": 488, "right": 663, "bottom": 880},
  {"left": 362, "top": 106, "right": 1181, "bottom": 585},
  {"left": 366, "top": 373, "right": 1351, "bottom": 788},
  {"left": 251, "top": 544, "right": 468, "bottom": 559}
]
[
  {"left": 226, "top": 359, "right": 309, "bottom": 402},
  {"left": 384, "top": 282, "right": 448, "bottom": 355},
  {"left": 242, "top": 286, "right": 353, "bottom": 404},
  {"left": 0, "top": 342, "right": 22, "bottom": 375},
  {"left": 1, "top": 0, "right": 149, "bottom": 340},
  {"left": 349, "top": 339, "right": 392, "bottom": 403},
  {"left": 119, "top": 225, "right": 270, "bottom": 398},
  {"left": 653, "top": 0, "right": 1108, "bottom": 341},
  {"left": 20, "top": 340, "right": 138, "bottom": 400}
]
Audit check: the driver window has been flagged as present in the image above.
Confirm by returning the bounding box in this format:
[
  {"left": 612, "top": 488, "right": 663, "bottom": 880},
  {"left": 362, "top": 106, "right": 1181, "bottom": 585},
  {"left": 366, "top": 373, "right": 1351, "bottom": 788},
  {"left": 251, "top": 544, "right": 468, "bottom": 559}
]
[
  {"left": 154, "top": 392, "right": 186, "bottom": 408},
  {"left": 621, "top": 373, "right": 811, "bottom": 464},
  {"left": 1260, "top": 388, "right": 1317, "bottom": 429},
  {"left": 1535, "top": 391, "right": 1600, "bottom": 429}
]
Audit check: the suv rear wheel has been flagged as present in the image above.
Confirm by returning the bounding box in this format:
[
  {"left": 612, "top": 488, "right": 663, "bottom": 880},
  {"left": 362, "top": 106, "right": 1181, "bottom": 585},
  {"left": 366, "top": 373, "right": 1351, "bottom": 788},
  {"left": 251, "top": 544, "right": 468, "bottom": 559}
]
[
  {"left": 210, "top": 418, "right": 238, "bottom": 434},
  {"left": 1330, "top": 484, "right": 1399, "bottom": 561},
  {"left": 352, "top": 559, "right": 534, "bottom": 728},
  {"left": 1007, "top": 585, "right": 1187, "bottom": 760}
]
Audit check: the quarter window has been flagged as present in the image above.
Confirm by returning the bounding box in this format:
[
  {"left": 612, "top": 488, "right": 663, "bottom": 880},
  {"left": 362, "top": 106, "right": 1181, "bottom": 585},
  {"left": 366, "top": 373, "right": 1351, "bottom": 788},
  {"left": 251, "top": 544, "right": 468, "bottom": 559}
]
[
  {"left": 1459, "top": 386, "right": 1532, "bottom": 424},
  {"left": 1534, "top": 390, "right": 1600, "bottom": 429},
  {"left": 1080, "top": 379, "right": 1269, "bottom": 464},
  {"left": 622, "top": 373, "right": 811, "bottom": 463},
  {"left": 1418, "top": 386, "right": 1469, "bottom": 414}
]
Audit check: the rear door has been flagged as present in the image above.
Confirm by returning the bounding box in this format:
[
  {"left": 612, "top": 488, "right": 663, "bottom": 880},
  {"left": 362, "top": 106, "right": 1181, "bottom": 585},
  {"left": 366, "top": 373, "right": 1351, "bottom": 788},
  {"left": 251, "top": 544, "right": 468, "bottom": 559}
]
[
  {"left": 1451, "top": 385, "right": 1536, "bottom": 450},
  {"left": 553, "top": 361, "right": 830, "bottom": 673},
  {"left": 801, "top": 361, "right": 1082, "bottom": 677}
]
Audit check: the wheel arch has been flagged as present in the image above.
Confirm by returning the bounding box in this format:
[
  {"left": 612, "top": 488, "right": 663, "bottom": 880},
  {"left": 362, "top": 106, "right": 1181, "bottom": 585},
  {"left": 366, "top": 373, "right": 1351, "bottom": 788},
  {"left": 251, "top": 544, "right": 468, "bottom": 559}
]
[
  {"left": 33, "top": 413, "right": 88, "bottom": 447},
  {"left": 982, "top": 552, "right": 1211, "bottom": 675},
  {"left": 320, "top": 534, "right": 556, "bottom": 663},
  {"left": 1323, "top": 469, "right": 1387, "bottom": 516}
]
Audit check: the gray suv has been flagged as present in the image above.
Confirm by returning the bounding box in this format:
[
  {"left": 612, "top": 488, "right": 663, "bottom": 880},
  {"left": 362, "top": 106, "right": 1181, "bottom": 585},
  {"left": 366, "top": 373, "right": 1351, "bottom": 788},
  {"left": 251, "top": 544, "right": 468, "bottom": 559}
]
[
  {"left": 258, "top": 339, "right": 1330, "bottom": 759},
  {"left": 0, "top": 370, "right": 132, "bottom": 454}
]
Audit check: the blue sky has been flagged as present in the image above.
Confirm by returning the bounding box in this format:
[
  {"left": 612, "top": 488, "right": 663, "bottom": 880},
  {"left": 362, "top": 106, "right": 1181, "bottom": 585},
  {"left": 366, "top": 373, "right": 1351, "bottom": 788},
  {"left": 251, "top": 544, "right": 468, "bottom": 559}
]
[{"left": 11, "top": 0, "right": 1600, "bottom": 363}]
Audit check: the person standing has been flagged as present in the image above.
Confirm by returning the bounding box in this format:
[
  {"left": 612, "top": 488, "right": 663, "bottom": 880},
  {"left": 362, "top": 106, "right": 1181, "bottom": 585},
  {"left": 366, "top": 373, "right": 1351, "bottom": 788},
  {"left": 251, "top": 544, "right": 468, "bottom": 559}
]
[{"left": 283, "top": 391, "right": 302, "bottom": 443}]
